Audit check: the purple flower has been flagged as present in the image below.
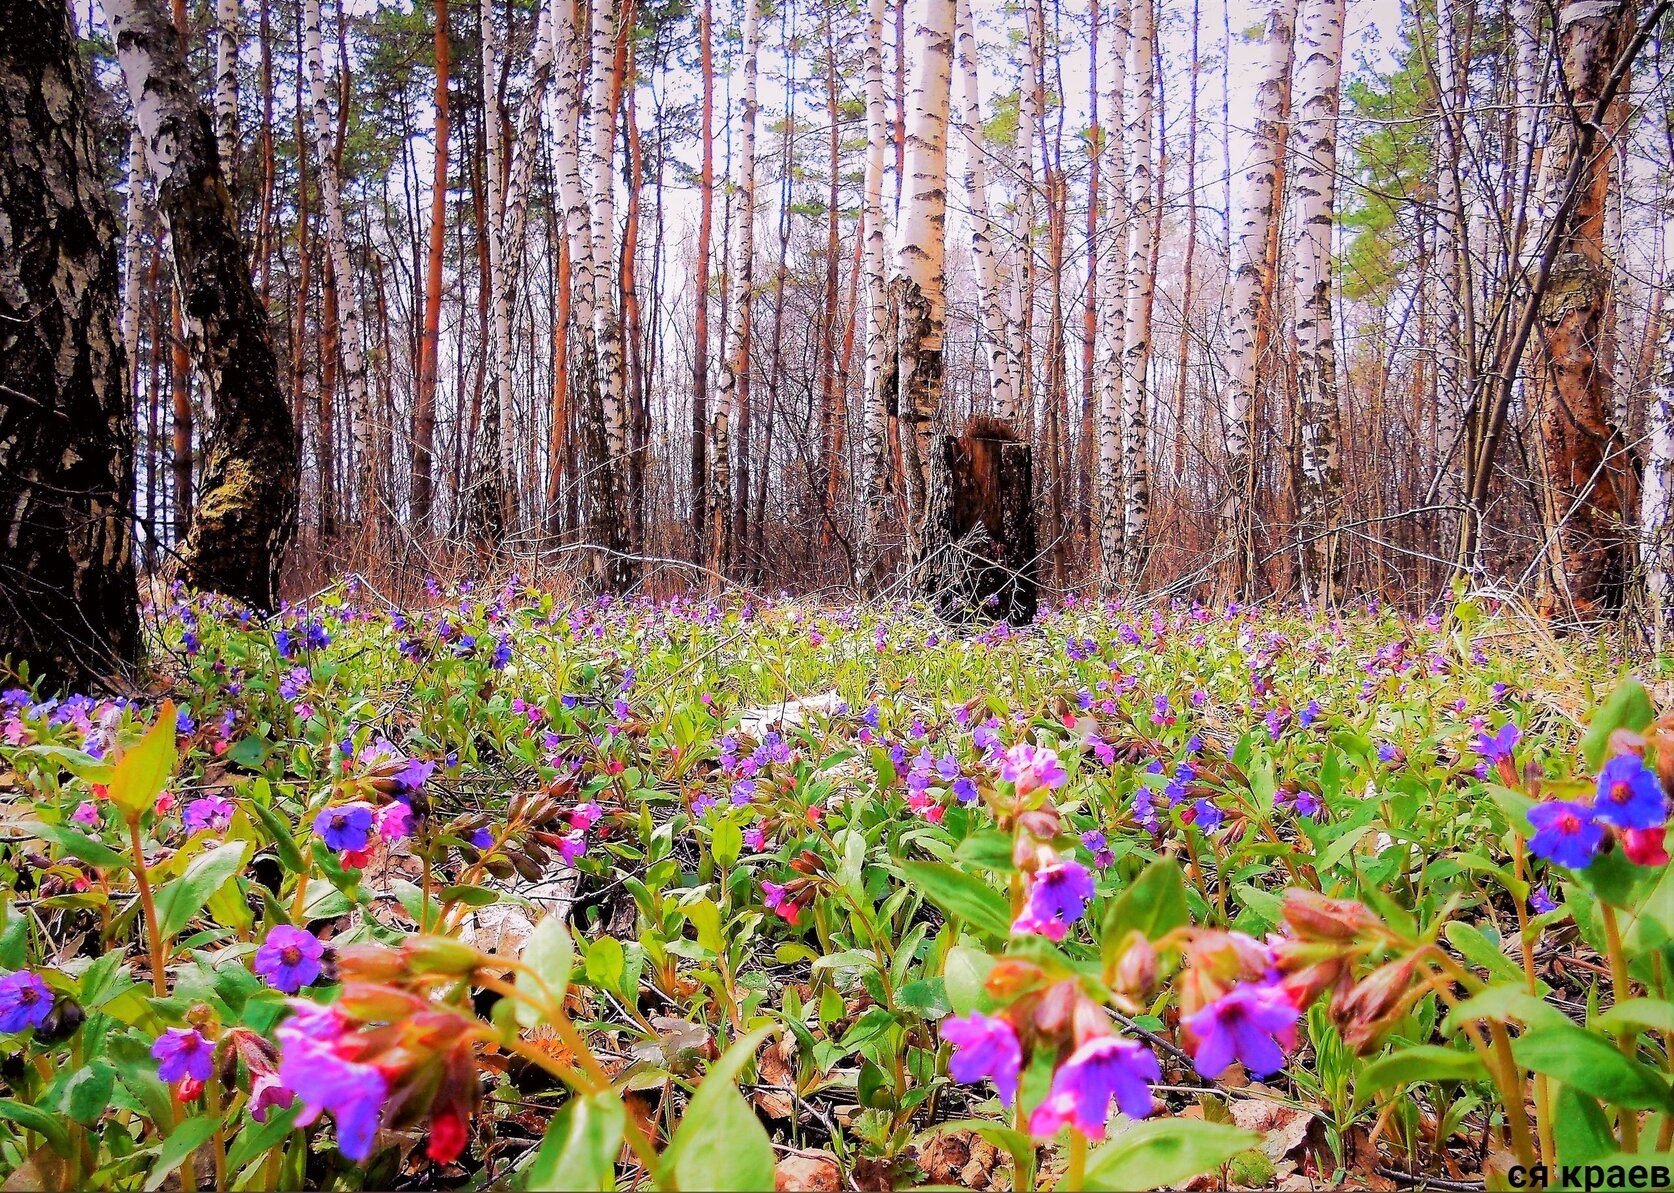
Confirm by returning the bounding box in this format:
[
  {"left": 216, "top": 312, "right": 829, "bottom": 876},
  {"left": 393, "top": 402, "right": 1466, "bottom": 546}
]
[
  {"left": 1527, "top": 800, "right": 1606, "bottom": 870},
  {"left": 0, "top": 971, "right": 55, "bottom": 1033},
  {"left": 941, "top": 1012, "right": 1022, "bottom": 1107},
  {"left": 391, "top": 757, "right": 436, "bottom": 795},
  {"left": 276, "top": 1007, "right": 388, "bottom": 1162},
  {"left": 1013, "top": 859, "right": 1096, "bottom": 941},
  {"left": 1529, "top": 886, "right": 1557, "bottom": 915},
  {"left": 1001, "top": 743, "right": 1067, "bottom": 794},
  {"left": 71, "top": 801, "right": 99, "bottom": 828},
  {"left": 1593, "top": 755, "right": 1668, "bottom": 830},
  {"left": 313, "top": 803, "right": 375, "bottom": 853},
  {"left": 183, "top": 795, "right": 235, "bottom": 834},
  {"left": 153, "top": 1028, "right": 214, "bottom": 1083},
  {"left": 1476, "top": 722, "right": 1521, "bottom": 763},
  {"left": 1081, "top": 830, "right": 1115, "bottom": 868},
  {"left": 1028, "top": 1034, "right": 1160, "bottom": 1139},
  {"left": 375, "top": 801, "right": 414, "bottom": 843},
  {"left": 1191, "top": 798, "right": 1224, "bottom": 832},
  {"left": 1184, "top": 982, "right": 1300, "bottom": 1079},
  {"left": 254, "top": 925, "right": 325, "bottom": 993}
]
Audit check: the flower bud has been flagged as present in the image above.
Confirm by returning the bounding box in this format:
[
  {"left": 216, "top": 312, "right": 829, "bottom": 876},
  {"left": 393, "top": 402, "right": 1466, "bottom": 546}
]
[
  {"left": 335, "top": 943, "right": 406, "bottom": 982},
  {"left": 1332, "top": 956, "right": 1420, "bottom": 1054},
  {"left": 337, "top": 981, "right": 427, "bottom": 1024},
  {"left": 984, "top": 958, "right": 1046, "bottom": 1001},
  {"left": 1281, "top": 890, "right": 1381, "bottom": 942},
  {"left": 1031, "top": 980, "right": 1079, "bottom": 1039},
  {"left": 402, "top": 935, "right": 484, "bottom": 977},
  {"left": 1016, "top": 808, "right": 1061, "bottom": 843},
  {"left": 1113, "top": 932, "right": 1158, "bottom": 998}
]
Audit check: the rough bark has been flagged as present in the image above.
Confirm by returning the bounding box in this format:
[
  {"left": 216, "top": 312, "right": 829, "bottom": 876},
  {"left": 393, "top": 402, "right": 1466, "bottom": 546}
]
[
  {"left": 860, "top": 0, "right": 892, "bottom": 580},
  {"left": 1533, "top": 0, "right": 1637, "bottom": 612},
  {"left": 1094, "top": 0, "right": 1126, "bottom": 591},
  {"left": 914, "top": 417, "right": 1036, "bottom": 624},
  {"left": 1292, "top": 0, "right": 1344, "bottom": 606},
  {"left": 214, "top": 0, "right": 239, "bottom": 170},
  {"left": 106, "top": 0, "right": 298, "bottom": 610},
  {"left": 1120, "top": 0, "right": 1154, "bottom": 579},
  {"left": 710, "top": 0, "right": 761, "bottom": 578},
  {"left": 891, "top": 0, "right": 954, "bottom": 556},
  {"left": 0, "top": 0, "right": 141, "bottom": 688},
  {"left": 411, "top": 0, "right": 450, "bottom": 535}
]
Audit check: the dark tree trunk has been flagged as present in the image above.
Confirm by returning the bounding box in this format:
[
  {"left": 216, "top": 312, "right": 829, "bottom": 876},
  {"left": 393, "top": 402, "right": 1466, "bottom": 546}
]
[
  {"left": 106, "top": 0, "right": 299, "bottom": 611},
  {"left": 914, "top": 417, "right": 1037, "bottom": 625},
  {"left": 0, "top": 0, "right": 141, "bottom": 689}
]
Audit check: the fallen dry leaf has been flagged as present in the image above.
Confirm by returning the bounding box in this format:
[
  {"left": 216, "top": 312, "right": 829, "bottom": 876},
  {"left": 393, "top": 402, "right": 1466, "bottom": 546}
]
[
  {"left": 1230, "top": 1097, "right": 1314, "bottom": 1163},
  {"left": 774, "top": 1150, "right": 842, "bottom": 1191}
]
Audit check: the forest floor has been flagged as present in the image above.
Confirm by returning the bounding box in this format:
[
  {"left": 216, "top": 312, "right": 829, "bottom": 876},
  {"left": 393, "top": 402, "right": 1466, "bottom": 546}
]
[{"left": 1, "top": 583, "right": 1671, "bottom": 1191}]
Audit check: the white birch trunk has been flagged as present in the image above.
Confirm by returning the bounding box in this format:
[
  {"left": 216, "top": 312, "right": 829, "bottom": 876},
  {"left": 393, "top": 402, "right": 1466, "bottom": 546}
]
[
  {"left": 1217, "top": 0, "right": 1295, "bottom": 593},
  {"left": 214, "top": 0, "right": 238, "bottom": 168},
  {"left": 711, "top": 0, "right": 761, "bottom": 570},
  {"left": 1431, "top": 0, "right": 1466, "bottom": 523},
  {"left": 301, "top": 0, "right": 375, "bottom": 510},
  {"left": 1095, "top": 0, "right": 1128, "bottom": 591},
  {"left": 1006, "top": 0, "right": 1041, "bottom": 425},
  {"left": 1641, "top": 226, "right": 1674, "bottom": 647},
  {"left": 1291, "top": 0, "right": 1344, "bottom": 606},
  {"left": 891, "top": 0, "right": 954, "bottom": 541},
  {"left": 860, "top": 0, "right": 892, "bottom": 570},
  {"left": 954, "top": 0, "right": 1020, "bottom": 425},
  {"left": 120, "top": 127, "right": 149, "bottom": 412},
  {"left": 1120, "top": 0, "right": 1153, "bottom": 575}
]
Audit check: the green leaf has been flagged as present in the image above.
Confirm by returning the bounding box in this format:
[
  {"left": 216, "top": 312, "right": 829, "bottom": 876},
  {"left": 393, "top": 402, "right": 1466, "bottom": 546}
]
[
  {"left": 1512, "top": 1023, "right": 1674, "bottom": 1111},
  {"left": 1595, "top": 998, "right": 1674, "bottom": 1037},
  {"left": 1444, "top": 922, "right": 1527, "bottom": 985},
  {"left": 711, "top": 819, "right": 743, "bottom": 869},
  {"left": 1441, "top": 984, "right": 1568, "bottom": 1036},
  {"left": 146, "top": 1116, "right": 219, "bottom": 1191},
  {"left": 245, "top": 790, "right": 305, "bottom": 875},
  {"left": 1101, "top": 856, "right": 1190, "bottom": 954},
  {"left": 515, "top": 916, "right": 575, "bottom": 1029},
  {"left": 1084, "top": 1118, "right": 1260, "bottom": 1190},
  {"left": 154, "top": 840, "right": 250, "bottom": 940},
  {"left": 1580, "top": 679, "right": 1654, "bottom": 772},
  {"left": 57, "top": 1061, "right": 116, "bottom": 1126},
  {"left": 525, "top": 1092, "right": 625, "bottom": 1191},
  {"left": 1552, "top": 1085, "right": 1615, "bottom": 1168},
  {"left": 108, "top": 699, "right": 178, "bottom": 819},
  {"left": 897, "top": 861, "right": 1013, "bottom": 940},
  {"left": 1355, "top": 1045, "right": 1490, "bottom": 1105},
  {"left": 585, "top": 936, "right": 626, "bottom": 992},
  {"left": 0, "top": 1099, "right": 73, "bottom": 1157},
  {"left": 664, "top": 1028, "right": 779, "bottom": 1192},
  {"left": 682, "top": 898, "right": 724, "bottom": 953},
  {"left": 954, "top": 830, "right": 1018, "bottom": 873},
  {"left": 29, "top": 821, "right": 128, "bottom": 869},
  {"left": 943, "top": 945, "right": 998, "bottom": 1016}
]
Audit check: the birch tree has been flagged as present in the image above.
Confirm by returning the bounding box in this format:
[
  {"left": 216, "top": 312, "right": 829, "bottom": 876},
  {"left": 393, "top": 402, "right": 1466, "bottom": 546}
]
[
  {"left": 954, "top": 0, "right": 1020, "bottom": 425},
  {"left": 1292, "top": 0, "right": 1344, "bottom": 605},
  {"left": 710, "top": 0, "right": 762, "bottom": 576},
  {"left": 106, "top": 0, "right": 298, "bottom": 609},
  {"left": 1, "top": 0, "right": 140, "bottom": 685},
  {"left": 860, "top": 0, "right": 892, "bottom": 574},
  {"left": 1217, "top": 0, "right": 1295, "bottom": 598},
  {"left": 1120, "top": 0, "right": 1154, "bottom": 576},
  {"left": 214, "top": 0, "right": 238, "bottom": 167},
  {"left": 1642, "top": 229, "right": 1674, "bottom": 646},
  {"left": 1430, "top": 0, "right": 1467, "bottom": 545},
  {"left": 890, "top": 0, "right": 954, "bottom": 543},
  {"left": 301, "top": 0, "right": 374, "bottom": 517},
  {"left": 1094, "top": 0, "right": 1127, "bottom": 591},
  {"left": 465, "top": 0, "right": 510, "bottom": 537}
]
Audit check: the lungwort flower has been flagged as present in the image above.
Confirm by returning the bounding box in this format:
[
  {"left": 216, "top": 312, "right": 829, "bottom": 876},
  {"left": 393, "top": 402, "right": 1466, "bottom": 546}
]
[
  {"left": 1592, "top": 754, "right": 1668, "bottom": 831},
  {"left": 1526, "top": 800, "right": 1606, "bottom": 870},
  {"left": 1013, "top": 858, "right": 1096, "bottom": 941},
  {"left": 941, "top": 1012, "right": 1022, "bottom": 1107},
  {"left": 254, "top": 925, "right": 326, "bottom": 993},
  {"left": 0, "top": 971, "right": 54, "bottom": 1034},
  {"left": 1028, "top": 1034, "right": 1160, "bottom": 1139},
  {"left": 1183, "top": 980, "right": 1300, "bottom": 1080}
]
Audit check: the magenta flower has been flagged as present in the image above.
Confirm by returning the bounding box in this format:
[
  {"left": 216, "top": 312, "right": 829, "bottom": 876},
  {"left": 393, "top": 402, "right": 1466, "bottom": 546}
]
[
  {"left": 253, "top": 925, "right": 325, "bottom": 993},
  {"left": 0, "top": 971, "right": 55, "bottom": 1033},
  {"left": 1000, "top": 743, "right": 1067, "bottom": 794},
  {"left": 249, "top": 1069, "right": 296, "bottom": 1121},
  {"left": 71, "top": 801, "right": 99, "bottom": 828},
  {"left": 152, "top": 1027, "right": 214, "bottom": 1083},
  {"left": 276, "top": 1008, "right": 388, "bottom": 1162},
  {"left": 1013, "top": 859, "right": 1096, "bottom": 941},
  {"left": 183, "top": 795, "right": 235, "bottom": 834},
  {"left": 1184, "top": 981, "right": 1300, "bottom": 1079},
  {"left": 374, "top": 801, "right": 413, "bottom": 843},
  {"left": 1028, "top": 1034, "right": 1160, "bottom": 1140},
  {"left": 941, "top": 1012, "right": 1022, "bottom": 1106}
]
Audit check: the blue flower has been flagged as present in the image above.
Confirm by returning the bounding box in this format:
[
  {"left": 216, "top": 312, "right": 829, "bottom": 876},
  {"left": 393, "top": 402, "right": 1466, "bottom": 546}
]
[
  {"left": 1526, "top": 800, "right": 1606, "bottom": 870},
  {"left": 0, "top": 971, "right": 54, "bottom": 1033},
  {"left": 313, "top": 803, "right": 375, "bottom": 853},
  {"left": 1476, "top": 722, "right": 1520, "bottom": 763},
  {"left": 1593, "top": 755, "right": 1668, "bottom": 830}
]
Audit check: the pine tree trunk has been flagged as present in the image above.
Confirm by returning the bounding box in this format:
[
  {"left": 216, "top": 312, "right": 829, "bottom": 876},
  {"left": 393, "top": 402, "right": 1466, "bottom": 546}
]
[
  {"left": 107, "top": 0, "right": 298, "bottom": 610},
  {"left": 1292, "top": 0, "right": 1344, "bottom": 606},
  {"left": 1533, "top": 0, "right": 1638, "bottom": 612},
  {"left": 0, "top": 0, "right": 141, "bottom": 688}
]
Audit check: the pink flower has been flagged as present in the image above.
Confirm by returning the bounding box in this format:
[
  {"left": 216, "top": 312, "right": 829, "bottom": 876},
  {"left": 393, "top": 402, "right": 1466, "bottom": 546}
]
[
  {"left": 569, "top": 802, "right": 603, "bottom": 831},
  {"left": 1622, "top": 826, "right": 1670, "bottom": 867},
  {"left": 1001, "top": 743, "right": 1068, "bottom": 795},
  {"left": 71, "top": 802, "right": 99, "bottom": 828},
  {"left": 375, "top": 801, "right": 414, "bottom": 843}
]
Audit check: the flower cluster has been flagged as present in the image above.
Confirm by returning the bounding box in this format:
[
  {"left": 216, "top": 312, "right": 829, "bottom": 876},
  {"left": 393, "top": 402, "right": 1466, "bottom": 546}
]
[{"left": 1526, "top": 751, "right": 1670, "bottom": 870}]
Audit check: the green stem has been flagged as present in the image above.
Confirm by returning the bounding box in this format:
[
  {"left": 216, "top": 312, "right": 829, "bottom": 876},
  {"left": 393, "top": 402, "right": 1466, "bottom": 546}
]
[
  {"left": 1062, "top": 1131, "right": 1087, "bottom": 1191},
  {"left": 1600, "top": 903, "right": 1642, "bottom": 1152}
]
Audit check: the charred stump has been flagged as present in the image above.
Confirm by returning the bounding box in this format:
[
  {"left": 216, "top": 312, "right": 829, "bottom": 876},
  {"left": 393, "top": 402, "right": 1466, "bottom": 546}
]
[{"left": 913, "top": 417, "right": 1036, "bottom": 624}]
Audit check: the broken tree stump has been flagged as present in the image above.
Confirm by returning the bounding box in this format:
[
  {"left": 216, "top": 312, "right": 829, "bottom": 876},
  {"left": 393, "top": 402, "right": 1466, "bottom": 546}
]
[{"left": 913, "top": 416, "right": 1037, "bottom": 624}]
